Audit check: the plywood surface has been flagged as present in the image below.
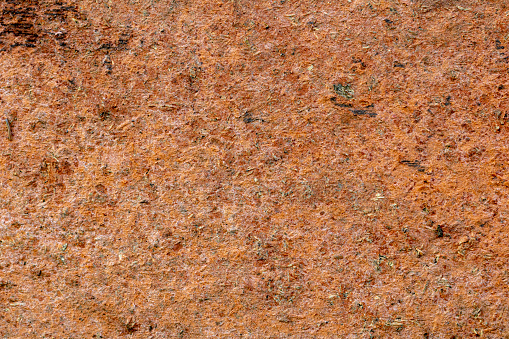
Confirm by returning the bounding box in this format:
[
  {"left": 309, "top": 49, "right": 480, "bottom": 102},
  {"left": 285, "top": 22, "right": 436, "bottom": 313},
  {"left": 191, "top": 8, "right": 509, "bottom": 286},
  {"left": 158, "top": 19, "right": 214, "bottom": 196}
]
[{"left": 0, "top": 0, "right": 508, "bottom": 337}]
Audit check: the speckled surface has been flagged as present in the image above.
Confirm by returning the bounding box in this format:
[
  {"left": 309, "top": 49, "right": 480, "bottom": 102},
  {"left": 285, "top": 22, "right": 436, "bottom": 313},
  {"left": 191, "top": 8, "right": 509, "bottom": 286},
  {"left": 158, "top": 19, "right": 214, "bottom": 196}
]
[{"left": 1, "top": 0, "right": 508, "bottom": 337}]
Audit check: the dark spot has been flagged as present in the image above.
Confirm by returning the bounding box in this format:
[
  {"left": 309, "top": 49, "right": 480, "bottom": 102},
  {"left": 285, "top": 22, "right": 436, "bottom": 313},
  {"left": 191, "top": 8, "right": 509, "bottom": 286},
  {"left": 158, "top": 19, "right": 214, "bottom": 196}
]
[
  {"left": 394, "top": 61, "right": 405, "bottom": 68},
  {"left": 351, "top": 109, "right": 377, "bottom": 117},
  {"left": 242, "top": 112, "right": 265, "bottom": 123},
  {"left": 0, "top": 281, "right": 15, "bottom": 289},
  {"left": 243, "top": 112, "right": 255, "bottom": 123},
  {"left": 118, "top": 34, "right": 130, "bottom": 47},
  {"left": 99, "top": 42, "right": 113, "bottom": 49},
  {"left": 436, "top": 225, "right": 444, "bottom": 238},
  {"left": 400, "top": 160, "right": 425, "bottom": 172},
  {"left": 307, "top": 20, "right": 317, "bottom": 28},
  {"left": 67, "top": 79, "right": 77, "bottom": 90},
  {"left": 496, "top": 39, "right": 504, "bottom": 50},
  {"left": 384, "top": 18, "right": 393, "bottom": 24},
  {"left": 99, "top": 111, "right": 110, "bottom": 121},
  {"left": 11, "top": 222, "right": 22, "bottom": 229},
  {"left": 124, "top": 320, "right": 139, "bottom": 334}
]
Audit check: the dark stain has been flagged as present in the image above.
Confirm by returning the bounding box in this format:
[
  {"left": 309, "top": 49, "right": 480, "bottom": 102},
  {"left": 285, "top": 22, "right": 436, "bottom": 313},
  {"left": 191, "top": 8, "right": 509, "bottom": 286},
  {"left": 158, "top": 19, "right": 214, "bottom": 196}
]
[
  {"left": 242, "top": 111, "right": 265, "bottom": 123},
  {"left": 351, "top": 109, "right": 377, "bottom": 117},
  {"left": 435, "top": 225, "right": 444, "bottom": 238}
]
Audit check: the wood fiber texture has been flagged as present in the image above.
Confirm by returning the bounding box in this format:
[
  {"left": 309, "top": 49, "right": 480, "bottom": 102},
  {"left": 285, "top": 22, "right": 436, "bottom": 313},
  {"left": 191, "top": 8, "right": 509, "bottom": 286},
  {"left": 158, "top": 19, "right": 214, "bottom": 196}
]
[{"left": 0, "top": 0, "right": 508, "bottom": 337}]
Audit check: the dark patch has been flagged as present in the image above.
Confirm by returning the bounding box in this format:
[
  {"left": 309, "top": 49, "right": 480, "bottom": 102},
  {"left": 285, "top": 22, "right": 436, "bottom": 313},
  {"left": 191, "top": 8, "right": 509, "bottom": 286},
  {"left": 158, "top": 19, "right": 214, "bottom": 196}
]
[
  {"left": 394, "top": 61, "right": 405, "bottom": 68},
  {"left": 330, "top": 97, "right": 352, "bottom": 107},
  {"left": 122, "top": 319, "right": 139, "bottom": 335},
  {"left": 117, "top": 33, "right": 131, "bottom": 47},
  {"left": 496, "top": 39, "right": 504, "bottom": 50},
  {"left": 307, "top": 20, "right": 318, "bottom": 30},
  {"left": 67, "top": 79, "right": 77, "bottom": 90},
  {"left": 242, "top": 111, "right": 265, "bottom": 123},
  {"left": 99, "top": 110, "right": 111, "bottom": 121},
  {"left": 444, "top": 95, "right": 451, "bottom": 106},
  {"left": 9, "top": 42, "right": 35, "bottom": 48},
  {"left": 384, "top": 18, "right": 393, "bottom": 24},
  {"left": 351, "top": 57, "right": 366, "bottom": 70},
  {"left": 10, "top": 221, "right": 22, "bottom": 229},
  {"left": 99, "top": 42, "right": 113, "bottom": 50},
  {"left": 400, "top": 160, "right": 425, "bottom": 172},
  {"left": 0, "top": 3, "right": 38, "bottom": 47},
  {"left": 435, "top": 225, "right": 444, "bottom": 238},
  {"left": 351, "top": 109, "right": 377, "bottom": 117},
  {"left": 5, "top": 118, "right": 12, "bottom": 140},
  {"left": 0, "top": 1, "right": 81, "bottom": 51},
  {"left": 330, "top": 99, "right": 377, "bottom": 116},
  {"left": 0, "top": 280, "right": 15, "bottom": 289},
  {"left": 56, "top": 160, "right": 73, "bottom": 175},
  {"left": 243, "top": 112, "right": 255, "bottom": 123},
  {"left": 118, "top": 38, "right": 129, "bottom": 45}
]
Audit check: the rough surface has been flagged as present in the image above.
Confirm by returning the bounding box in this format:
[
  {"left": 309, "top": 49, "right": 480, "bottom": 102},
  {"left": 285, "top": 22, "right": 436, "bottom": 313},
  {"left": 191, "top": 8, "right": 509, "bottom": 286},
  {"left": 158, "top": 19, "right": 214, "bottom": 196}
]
[{"left": 1, "top": 0, "right": 508, "bottom": 337}]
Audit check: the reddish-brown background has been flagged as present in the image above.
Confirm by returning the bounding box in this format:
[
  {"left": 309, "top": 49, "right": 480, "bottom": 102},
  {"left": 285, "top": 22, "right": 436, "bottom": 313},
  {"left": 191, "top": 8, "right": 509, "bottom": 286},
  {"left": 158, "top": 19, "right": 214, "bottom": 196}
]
[{"left": 0, "top": 0, "right": 508, "bottom": 337}]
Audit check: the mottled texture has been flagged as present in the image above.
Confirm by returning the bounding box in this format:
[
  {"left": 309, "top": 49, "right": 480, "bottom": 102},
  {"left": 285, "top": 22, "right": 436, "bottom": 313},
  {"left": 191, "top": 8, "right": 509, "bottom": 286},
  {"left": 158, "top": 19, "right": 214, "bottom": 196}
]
[{"left": 0, "top": 0, "right": 508, "bottom": 337}]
